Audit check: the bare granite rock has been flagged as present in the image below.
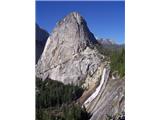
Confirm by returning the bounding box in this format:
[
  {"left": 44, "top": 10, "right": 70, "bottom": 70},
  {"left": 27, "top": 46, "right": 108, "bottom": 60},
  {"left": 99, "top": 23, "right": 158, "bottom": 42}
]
[
  {"left": 36, "top": 12, "right": 102, "bottom": 85},
  {"left": 36, "top": 12, "right": 125, "bottom": 120},
  {"left": 86, "top": 76, "right": 125, "bottom": 120}
]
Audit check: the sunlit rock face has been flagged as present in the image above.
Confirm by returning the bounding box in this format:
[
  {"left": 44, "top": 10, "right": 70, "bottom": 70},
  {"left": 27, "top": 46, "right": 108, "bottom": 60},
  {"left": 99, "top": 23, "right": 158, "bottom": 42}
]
[
  {"left": 36, "top": 12, "right": 102, "bottom": 85},
  {"left": 80, "top": 66, "right": 124, "bottom": 120},
  {"left": 85, "top": 74, "right": 125, "bottom": 120},
  {"left": 36, "top": 12, "right": 125, "bottom": 120}
]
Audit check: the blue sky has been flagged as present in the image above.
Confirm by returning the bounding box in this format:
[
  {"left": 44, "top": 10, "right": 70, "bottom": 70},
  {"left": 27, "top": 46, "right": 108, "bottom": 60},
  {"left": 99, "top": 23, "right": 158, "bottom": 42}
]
[{"left": 36, "top": 1, "right": 125, "bottom": 44}]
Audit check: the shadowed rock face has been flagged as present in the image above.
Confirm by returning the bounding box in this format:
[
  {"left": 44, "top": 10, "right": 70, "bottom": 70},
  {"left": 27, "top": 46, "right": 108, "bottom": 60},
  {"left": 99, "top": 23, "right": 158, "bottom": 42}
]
[
  {"left": 36, "top": 24, "right": 49, "bottom": 63},
  {"left": 36, "top": 12, "right": 102, "bottom": 85}
]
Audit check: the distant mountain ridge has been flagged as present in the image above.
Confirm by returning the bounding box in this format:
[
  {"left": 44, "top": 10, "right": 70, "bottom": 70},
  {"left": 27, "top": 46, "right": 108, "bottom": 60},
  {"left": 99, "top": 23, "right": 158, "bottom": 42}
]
[
  {"left": 36, "top": 24, "right": 49, "bottom": 63},
  {"left": 98, "top": 38, "right": 117, "bottom": 45},
  {"left": 97, "top": 38, "right": 124, "bottom": 52},
  {"left": 36, "top": 24, "right": 49, "bottom": 43}
]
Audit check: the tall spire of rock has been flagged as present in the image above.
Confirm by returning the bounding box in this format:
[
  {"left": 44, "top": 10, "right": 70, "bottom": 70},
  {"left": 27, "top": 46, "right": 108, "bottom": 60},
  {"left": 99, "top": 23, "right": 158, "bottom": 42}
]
[
  {"left": 36, "top": 12, "right": 102, "bottom": 84},
  {"left": 36, "top": 12, "right": 124, "bottom": 120},
  {"left": 52, "top": 11, "right": 97, "bottom": 50}
]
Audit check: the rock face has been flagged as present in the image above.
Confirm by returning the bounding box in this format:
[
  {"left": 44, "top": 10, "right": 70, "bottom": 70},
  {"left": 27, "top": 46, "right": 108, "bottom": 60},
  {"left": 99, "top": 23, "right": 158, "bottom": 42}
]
[
  {"left": 36, "top": 24, "right": 49, "bottom": 63},
  {"left": 36, "top": 12, "right": 102, "bottom": 85},
  {"left": 84, "top": 70, "right": 125, "bottom": 120},
  {"left": 36, "top": 12, "right": 125, "bottom": 120}
]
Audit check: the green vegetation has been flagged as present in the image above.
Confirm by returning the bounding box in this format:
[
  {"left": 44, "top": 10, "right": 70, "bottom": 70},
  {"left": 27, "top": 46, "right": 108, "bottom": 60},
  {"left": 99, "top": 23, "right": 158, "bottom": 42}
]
[
  {"left": 36, "top": 104, "right": 91, "bottom": 120},
  {"left": 36, "top": 78, "right": 84, "bottom": 108},
  {"left": 105, "top": 112, "right": 125, "bottom": 120},
  {"left": 110, "top": 48, "right": 125, "bottom": 77},
  {"left": 95, "top": 44, "right": 125, "bottom": 77},
  {"left": 36, "top": 78, "right": 91, "bottom": 120}
]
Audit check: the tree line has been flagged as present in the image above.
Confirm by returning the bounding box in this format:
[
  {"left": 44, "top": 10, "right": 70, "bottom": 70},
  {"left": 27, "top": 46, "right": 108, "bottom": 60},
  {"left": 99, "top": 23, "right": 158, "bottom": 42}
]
[{"left": 36, "top": 78, "right": 91, "bottom": 120}]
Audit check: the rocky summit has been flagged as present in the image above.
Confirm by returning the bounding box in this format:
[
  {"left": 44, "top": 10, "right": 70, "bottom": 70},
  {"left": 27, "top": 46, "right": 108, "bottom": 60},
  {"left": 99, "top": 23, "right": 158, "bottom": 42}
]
[
  {"left": 36, "top": 12, "right": 125, "bottom": 120},
  {"left": 36, "top": 12, "right": 103, "bottom": 85}
]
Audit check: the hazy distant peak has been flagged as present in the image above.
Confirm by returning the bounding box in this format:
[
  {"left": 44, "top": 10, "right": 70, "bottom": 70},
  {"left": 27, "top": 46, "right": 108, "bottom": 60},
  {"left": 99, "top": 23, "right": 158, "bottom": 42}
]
[{"left": 98, "top": 38, "right": 117, "bottom": 45}]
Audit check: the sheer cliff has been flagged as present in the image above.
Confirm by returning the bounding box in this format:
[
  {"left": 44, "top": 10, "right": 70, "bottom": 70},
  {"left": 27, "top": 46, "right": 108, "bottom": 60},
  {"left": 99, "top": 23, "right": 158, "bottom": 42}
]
[
  {"left": 36, "top": 12, "right": 103, "bottom": 85},
  {"left": 36, "top": 12, "right": 125, "bottom": 120}
]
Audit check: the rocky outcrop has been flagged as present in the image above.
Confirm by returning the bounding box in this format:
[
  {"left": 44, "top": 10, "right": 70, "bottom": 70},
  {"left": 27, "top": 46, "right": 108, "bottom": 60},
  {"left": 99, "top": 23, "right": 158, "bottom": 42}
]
[
  {"left": 79, "top": 65, "right": 124, "bottom": 120},
  {"left": 84, "top": 72, "right": 125, "bottom": 120},
  {"left": 36, "top": 12, "right": 102, "bottom": 85},
  {"left": 36, "top": 12, "right": 125, "bottom": 120},
  {"left": 84, "top": 66, "right": 110, "bottom": 108}
]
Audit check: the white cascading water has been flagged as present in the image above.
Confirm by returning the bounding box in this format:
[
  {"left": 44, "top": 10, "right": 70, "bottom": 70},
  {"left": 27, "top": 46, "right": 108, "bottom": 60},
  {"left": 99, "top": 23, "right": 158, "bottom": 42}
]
[{"left": 84, "top": 67, "right": 109, "bottom": 107}]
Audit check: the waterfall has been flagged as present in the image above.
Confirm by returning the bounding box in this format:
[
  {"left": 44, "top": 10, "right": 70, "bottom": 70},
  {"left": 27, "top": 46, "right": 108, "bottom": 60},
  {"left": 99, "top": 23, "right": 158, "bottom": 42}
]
[{"left": 84, "top": 67, "right": 109, "bottom": 107}]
